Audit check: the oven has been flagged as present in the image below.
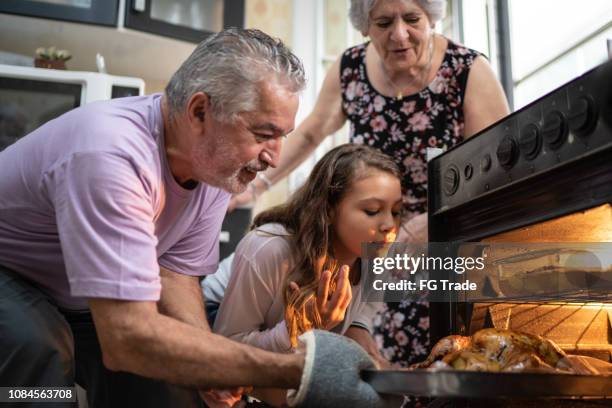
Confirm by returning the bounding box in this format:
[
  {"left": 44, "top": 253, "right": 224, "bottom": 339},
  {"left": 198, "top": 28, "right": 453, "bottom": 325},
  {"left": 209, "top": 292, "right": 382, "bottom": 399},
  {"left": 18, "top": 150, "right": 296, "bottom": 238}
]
[
  {"left": 423, "top": 59, "right": 612, "bottom": 405},
  {"left": 364, "top": 59, "right": 611, "bottom": 406}
]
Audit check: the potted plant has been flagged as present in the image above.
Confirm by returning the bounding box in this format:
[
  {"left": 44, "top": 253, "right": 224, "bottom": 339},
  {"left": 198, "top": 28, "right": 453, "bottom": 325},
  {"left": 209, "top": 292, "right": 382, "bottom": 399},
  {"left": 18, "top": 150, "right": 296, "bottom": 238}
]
[{"left": 34, "top": 46, "right": 72, "bottom": 70}]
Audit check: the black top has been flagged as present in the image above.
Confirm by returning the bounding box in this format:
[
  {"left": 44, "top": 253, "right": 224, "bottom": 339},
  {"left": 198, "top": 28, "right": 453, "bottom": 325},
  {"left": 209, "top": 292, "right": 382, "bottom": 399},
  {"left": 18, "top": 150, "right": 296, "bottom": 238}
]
[{"left": 340, "top": 39, "right": 482, "bottom": 217}]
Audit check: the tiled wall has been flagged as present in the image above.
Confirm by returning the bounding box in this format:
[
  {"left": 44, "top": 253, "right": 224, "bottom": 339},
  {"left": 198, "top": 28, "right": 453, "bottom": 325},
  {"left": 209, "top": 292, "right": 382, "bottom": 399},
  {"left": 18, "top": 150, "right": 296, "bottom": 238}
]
[{"left": 245, "top": 0, "right": 293, "bottom": 45}]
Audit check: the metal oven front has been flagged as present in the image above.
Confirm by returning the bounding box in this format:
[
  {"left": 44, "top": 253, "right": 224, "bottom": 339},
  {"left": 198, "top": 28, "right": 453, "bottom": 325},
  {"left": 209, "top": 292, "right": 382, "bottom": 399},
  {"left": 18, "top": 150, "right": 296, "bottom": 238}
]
[
  {"left": 364, "top": 60, "right": 612, "bottom": 406},
  {"left": 426, "top": 59, "right": 612, "bottom": 405}
]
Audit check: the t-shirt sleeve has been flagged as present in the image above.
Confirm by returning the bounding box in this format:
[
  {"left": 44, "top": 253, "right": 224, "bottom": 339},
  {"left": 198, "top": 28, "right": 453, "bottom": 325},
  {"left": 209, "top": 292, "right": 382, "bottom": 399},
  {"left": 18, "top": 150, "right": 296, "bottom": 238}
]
[
  {"left": 213, "top": 234, "right": 293, "bottom": 352},
  {"left": 159, "top": 189, "right": 230, "bottom": 277},
  {"left": 47, "top": 152, "right": 161, "bottom": 302}
]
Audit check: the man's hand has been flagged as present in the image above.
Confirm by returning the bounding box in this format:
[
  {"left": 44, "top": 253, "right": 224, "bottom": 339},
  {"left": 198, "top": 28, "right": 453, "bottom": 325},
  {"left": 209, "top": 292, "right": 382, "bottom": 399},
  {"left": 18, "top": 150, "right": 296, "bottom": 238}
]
[
  {"left": 199, "top": 387, "right": 249, "bottom": 408},
  {"left": 288, "top": 330, "right": 402, "bottom": 408},
  {"left": 289, "top": 265, "right": 352, "bottom": 330}
]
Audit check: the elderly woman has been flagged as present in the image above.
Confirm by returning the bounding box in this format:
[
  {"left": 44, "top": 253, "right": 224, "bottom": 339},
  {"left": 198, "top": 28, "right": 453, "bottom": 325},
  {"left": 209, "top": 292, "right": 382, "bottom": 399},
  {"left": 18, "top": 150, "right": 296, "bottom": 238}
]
[{"left": 232, "top": 0, "right": 509, "bottom": 389}]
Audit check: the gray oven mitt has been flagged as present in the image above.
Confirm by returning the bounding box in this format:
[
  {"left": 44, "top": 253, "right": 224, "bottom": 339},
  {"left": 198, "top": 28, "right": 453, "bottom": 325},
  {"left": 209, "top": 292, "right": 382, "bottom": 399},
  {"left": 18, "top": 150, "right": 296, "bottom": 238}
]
[{"left": 287, "top": 330, "right": 402, "bottom": 408}]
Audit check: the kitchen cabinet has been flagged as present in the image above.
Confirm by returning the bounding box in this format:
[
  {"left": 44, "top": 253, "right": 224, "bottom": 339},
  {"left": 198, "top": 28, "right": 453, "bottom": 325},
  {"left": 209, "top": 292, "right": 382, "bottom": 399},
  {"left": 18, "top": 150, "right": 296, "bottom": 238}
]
[
  {"left": 0, "top": 0, "right": 244, "bottom": 43},
  {"left": 0, "top": 0, "right": 118, "bottom": 26},
  {"left": 124, "top": 0, "right": 245, "bottom": 43}
]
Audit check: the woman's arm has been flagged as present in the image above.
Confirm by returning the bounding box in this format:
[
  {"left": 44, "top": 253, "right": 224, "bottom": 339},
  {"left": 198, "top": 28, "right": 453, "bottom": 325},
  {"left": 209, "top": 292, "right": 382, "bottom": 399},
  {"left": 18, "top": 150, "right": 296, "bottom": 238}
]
[
  {"left": 397, "top": 58, "right": 510, "bottom": 244},
  {"left": 230, "top": 56, "right": 347, "bottom": 209},
  {"left": 463, "top": 56, "right": 511, "bottom": 138}
]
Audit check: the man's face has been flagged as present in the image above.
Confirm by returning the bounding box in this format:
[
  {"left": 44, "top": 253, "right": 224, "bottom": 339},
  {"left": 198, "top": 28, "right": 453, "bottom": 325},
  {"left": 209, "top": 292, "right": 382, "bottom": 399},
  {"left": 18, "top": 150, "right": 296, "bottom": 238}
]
[{"left": 192, "top": 81, "right": 298, "bottom": 193}]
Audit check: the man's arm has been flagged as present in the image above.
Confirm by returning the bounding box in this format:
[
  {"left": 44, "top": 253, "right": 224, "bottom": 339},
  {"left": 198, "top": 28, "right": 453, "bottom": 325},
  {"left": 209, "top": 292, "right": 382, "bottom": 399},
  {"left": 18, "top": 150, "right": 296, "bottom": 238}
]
[
  {"left": 158, "top": 267, "right": 249, "bottom": 406},
  {"left": 89, "top": 298, "right": 304, "bottom": 390},
  {"left": 158, "top": 266, "right": 210, "bottom": 331}
]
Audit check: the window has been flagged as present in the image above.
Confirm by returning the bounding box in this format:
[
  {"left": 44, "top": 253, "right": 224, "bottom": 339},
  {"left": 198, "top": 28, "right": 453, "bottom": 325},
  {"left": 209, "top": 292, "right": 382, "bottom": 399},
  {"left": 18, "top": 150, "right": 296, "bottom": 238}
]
[
  {"left": 455, "top": 0, "right": 612, "bottom": 110},
  {"left": 508, "top": 0, "right": 612, "bottom": 108},
  {"left": 289, "top": 0, "right": 365, "bottom": 192}
]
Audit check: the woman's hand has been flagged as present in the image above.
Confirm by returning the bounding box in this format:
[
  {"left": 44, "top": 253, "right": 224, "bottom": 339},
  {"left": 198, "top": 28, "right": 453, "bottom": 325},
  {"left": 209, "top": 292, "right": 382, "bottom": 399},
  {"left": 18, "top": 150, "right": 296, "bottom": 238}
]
[{"left": 289, "top": 265, "right": 352, "bottom": 331}]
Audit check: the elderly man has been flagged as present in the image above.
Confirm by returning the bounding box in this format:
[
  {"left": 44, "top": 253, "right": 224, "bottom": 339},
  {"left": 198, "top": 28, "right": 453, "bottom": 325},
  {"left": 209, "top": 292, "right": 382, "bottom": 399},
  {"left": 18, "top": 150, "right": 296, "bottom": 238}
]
[{"left": 0, "top": 29, "right": 396, "bottom": 408}]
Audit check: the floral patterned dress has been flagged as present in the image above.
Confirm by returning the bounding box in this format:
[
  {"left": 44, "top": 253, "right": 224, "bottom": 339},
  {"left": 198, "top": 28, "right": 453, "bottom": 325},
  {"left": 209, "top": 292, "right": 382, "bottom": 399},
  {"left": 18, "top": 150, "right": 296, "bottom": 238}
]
[{"left": 340, "top": 39, "right": 481, "bottom": 405}]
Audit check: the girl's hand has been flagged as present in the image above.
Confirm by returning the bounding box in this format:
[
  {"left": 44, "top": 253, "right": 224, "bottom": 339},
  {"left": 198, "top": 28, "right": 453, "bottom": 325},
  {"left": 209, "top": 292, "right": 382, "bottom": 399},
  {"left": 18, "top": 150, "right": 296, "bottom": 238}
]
[
  {"left": 316, "top": 265, "right": 352, "bottom": 330},
  {"left": 287, "top": 265, "right": 352, "bottom": 331}
]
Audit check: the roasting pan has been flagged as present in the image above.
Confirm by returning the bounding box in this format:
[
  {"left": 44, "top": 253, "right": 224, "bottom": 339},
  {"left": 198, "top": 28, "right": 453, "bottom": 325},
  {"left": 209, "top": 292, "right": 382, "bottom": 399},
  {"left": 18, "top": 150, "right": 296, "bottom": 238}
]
[{"left": 363, "top": 369, "right": 612, "bottom": 398}]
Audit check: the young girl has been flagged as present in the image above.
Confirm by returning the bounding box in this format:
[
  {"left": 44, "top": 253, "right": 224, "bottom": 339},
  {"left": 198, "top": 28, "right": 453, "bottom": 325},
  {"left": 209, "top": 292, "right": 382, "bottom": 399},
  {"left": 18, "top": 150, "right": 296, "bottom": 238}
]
[{"left": 203, "top": 144, "right": 403, "bottom": 360}]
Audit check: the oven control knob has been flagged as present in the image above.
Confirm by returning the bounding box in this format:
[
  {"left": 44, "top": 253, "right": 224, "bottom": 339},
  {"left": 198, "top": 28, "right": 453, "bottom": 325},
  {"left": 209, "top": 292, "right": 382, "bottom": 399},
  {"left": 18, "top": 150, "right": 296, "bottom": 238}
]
[
  {"left": 568, "top": 95, "right": 597, "bottom": 136},
  {"left": 443, "top": 166, "right": 460, "bottom": 196},
  {"left": 519, "top": 123, "right": 541, "bottom": 160},
  {"left": 464, "top": 163, "right": 474, "bottom": 180},
  {"left": 480, "top": 154, "right": 492, "bottom": 172},
  {"left": 496, "top": 136, "right": 518, "bottom": 169},
  {"left": 542, "top": 111, "right": 567, "bottom": 149}
]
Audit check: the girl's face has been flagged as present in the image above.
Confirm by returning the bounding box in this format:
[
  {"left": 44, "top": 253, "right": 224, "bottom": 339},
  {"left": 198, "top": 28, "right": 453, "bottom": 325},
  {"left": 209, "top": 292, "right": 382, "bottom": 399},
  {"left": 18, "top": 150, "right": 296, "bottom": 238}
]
[
  {"left": 331, "top": 169, "right": 403, "bottom": 262},
  {"left": 367, "top": 0, "right": 434, "bottom": 73}
]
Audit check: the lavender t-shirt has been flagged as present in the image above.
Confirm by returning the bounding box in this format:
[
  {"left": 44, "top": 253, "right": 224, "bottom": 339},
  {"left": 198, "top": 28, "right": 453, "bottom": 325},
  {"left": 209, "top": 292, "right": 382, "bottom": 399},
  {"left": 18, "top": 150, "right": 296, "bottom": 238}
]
[{"left": 0, "top": 94, "right": 230, "bottom": 309}]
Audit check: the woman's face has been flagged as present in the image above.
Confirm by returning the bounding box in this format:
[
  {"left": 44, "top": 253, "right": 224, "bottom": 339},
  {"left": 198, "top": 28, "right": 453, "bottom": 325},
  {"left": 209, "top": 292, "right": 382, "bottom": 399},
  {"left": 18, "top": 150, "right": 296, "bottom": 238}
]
[
  {"left": 367, "top": 0, "right": 434, "bottom": 72},
  {"left": 331, "top": 169, "right": 403, "bottom": 261}
]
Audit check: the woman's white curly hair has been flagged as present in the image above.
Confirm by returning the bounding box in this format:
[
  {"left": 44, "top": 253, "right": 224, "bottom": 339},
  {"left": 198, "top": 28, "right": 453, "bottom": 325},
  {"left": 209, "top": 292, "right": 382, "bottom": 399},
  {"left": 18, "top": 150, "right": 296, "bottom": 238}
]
[{"left": 349, "top": 0, "right": 447, "bottom": 34}]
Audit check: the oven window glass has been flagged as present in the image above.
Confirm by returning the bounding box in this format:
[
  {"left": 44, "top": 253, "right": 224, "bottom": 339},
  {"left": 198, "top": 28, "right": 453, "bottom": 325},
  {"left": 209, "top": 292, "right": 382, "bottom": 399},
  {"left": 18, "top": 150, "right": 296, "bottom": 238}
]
[
  {"left": 30, "top": 0, "right": 92, "bottom": 8},
  {"left": 0, "top": 78, "right": 81, "bottom": 151},
  {"left": 150, "top": 0, "right": 223, "bottom": 32}
]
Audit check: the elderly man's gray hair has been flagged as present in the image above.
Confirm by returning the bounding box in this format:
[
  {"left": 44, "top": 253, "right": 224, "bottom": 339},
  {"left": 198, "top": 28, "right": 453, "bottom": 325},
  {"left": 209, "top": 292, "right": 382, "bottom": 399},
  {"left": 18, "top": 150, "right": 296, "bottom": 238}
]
[
  {"left": 349, "top": 0, "right": 447, "bottom": 34},
  {"left": 165, "top": 28, "right": 305, "bottom": 122}
]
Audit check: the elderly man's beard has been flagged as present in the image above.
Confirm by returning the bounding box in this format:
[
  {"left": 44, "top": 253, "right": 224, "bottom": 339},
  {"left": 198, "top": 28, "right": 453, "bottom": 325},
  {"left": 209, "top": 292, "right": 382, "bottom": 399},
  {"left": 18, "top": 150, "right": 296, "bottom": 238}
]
[
  {"left": 191, "top": 141, "right": 267, "bottom": 194},
  {"left": 221, "top": 159, "right": 268, "bottom": 193}
]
